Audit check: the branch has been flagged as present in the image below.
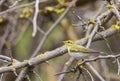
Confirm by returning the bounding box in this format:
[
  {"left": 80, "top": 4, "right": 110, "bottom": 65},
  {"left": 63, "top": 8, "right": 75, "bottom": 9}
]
[
  {"left": 77, "top": 54, "right": 120, "bottom": 66},
  {"left": 32, "top": 0, "right": 40, "bottom": 37},
  {"left": 15, "top": 0, "right": 78, "bottom": 80},
  {"left": 0, "top": 0, "right": 46, "bottom": 16},
  {"left": 0, "top": 2, "right": 35, "bottom": 15},
  {"left": 32, "top": 0, "right": 76, "bottom": 57},
  {"left": 0, "top": 27, "right": 117, "bottom": 74}
]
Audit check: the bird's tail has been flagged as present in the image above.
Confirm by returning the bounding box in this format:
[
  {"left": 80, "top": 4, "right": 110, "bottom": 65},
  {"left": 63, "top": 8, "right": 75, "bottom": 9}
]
[{"left": 89, "top": 51, "right": 107, "bottom": 55}]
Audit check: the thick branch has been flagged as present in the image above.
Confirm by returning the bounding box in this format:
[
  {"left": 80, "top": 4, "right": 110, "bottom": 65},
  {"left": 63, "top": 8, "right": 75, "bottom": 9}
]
[{"left": 0, "top": 28, "right": 117, "bottom": 74}]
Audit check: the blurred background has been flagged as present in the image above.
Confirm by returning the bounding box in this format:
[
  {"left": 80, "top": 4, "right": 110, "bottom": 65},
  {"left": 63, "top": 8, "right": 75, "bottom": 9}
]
[{"left": 0, "top": 0, "right": 120, "bottom": 81}]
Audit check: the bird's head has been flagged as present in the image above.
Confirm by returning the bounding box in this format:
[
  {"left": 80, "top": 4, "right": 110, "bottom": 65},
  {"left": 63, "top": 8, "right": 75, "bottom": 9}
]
[{"left": 63, "top": 40, "right": 74, "bottom": 47}]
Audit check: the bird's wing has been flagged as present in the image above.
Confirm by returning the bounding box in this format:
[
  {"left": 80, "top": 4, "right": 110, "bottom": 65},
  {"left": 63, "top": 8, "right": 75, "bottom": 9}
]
[{"left": 70, "top": 44, "right": 100, "bottom": 53}]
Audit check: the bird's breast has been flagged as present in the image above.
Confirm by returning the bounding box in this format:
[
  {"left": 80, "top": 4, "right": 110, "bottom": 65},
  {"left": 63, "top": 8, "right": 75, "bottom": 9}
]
[{"left": 69, "top": 52, "right": 89, "bottom": 59}]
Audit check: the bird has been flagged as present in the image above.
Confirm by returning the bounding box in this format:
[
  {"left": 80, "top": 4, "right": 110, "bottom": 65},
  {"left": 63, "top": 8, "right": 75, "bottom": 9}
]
[{"left": 64, "top": 40, "right": 105, "bottom": 59}]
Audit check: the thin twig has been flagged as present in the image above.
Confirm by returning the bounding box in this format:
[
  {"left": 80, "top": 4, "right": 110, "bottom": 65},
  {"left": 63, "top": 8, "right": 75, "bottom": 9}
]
[
  {"left": 85, "top": 2, "right": 106, "bottom": 37},
  {"left": 33, "top": 70, "right": 43, "bottom": 81},
  {"left": 82, "top": 68, "right": 94, "bottom": 81},
  {"left": 86, "top": 24, "right": 99, "bottom": 48},
  {"left": 0, "top": 55, "right": 19, "bottom": 63},
  {"left": 0, "top": 25, "right": 11, "bottom": 53},
  {"left": 0, "top": 1, "right": 35, "bottom": 15},
  {"left": 96, "top": 31, "right": 113, "bottom": 54},
  {"left": 76, "top": 68, "right": 81, "bottom": 81},
  {"left": 112, "top": 3, "right": 120, "bottom": 20},
  {"left": 26, "top": 75, "right": 31, "bottom": 81},
  {"left": 81, "top": 73, "right": 87, "bottom": 81},
  {"left": 15, "top": 68, "right": 28, "bottom": 81},
  {"left": 85, "top": 15, "right": 105, "bottom": 81},
  {"left": 55, "top": 69, "right": 75, "bottom": 76},
  {"left": 28, "top": 18, "right": 45, "bottom": 34},
  {"left": 0, "top": 0, "right": 5, "bottom": 6},
  {"left": 86, "top": 63, "right": 105, "bottom": 81},
  {"left": 57, "top": 58, "right": 75, "bottom": 81},
  {"left": 32, "top": 0, "right": 40, "bottom": 37},
  {"left": 78, "top": 54, "right": 120, "bottom": 66},
  {"left": 0, "top": 74, "right": 3, "bottom": 81},
  {"left": 9, "top": 0, "right": 22, "bottom": 8},
  {"left": 116, "top": 58, "right": 120, "bottom": 75}
]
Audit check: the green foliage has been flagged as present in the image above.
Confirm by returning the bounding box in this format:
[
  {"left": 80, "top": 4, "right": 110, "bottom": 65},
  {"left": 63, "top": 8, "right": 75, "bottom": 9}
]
[
  {"left": 0, "top": 16, "right": 3, "bottom": 23},
  {"left": 19, "top": 8, "right": 33, "bottom": 18},
  {"left": 54, "top": 8, "right": 65, "bottom": 14},
  {"left": 43, "top": 25, "right": 64, "bottom": 50},
  {"left": 57, "top": 0, "right": 65, "bottom": 5},
  {"left": 42, "top": 6, "right": 65, "bottom": 15},
  {"left": 110, "top": 21, "right": 120, "bottom": 32},
  {"left": 15, "top": 27, "right": 33, "bottom": 60}
]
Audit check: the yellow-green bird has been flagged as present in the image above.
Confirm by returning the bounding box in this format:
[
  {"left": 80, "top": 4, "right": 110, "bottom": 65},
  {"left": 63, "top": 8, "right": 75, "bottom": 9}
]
[{"left": 64, "top": 40, "right": 105, "bottom": 59}]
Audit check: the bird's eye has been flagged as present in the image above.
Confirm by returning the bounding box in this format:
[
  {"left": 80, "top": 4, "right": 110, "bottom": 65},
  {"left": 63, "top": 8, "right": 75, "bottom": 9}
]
[
  {"left": 68, "top": 41, "right": 70, "bottom": 43},
  {"left": 67, "top": 41, "right": 72, "bottom": 44}
]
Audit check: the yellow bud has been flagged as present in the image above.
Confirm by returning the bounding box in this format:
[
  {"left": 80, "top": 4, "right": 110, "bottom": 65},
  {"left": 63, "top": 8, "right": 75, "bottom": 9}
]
[
  {"left": 54, "top": 8, "right": 65, "bottom": 14},
  {"left": 36, "top": 55, "right": 42, "bottom": 58},
  {"left": 44, "top": 52, "right": 48, "bottom": 56},
  {"left": 0, "top": 16, "right": 3, "bottom": 23},
  {"left": 65, "top": 61, "right": 69, "bottom": 65},
  {"left": 12, "top": 61, "right": 17, "bottom": 66},
  {"left": 88, "top": 19, "right": 96, "bottom": 25},
  {"left": 110, "top": 22, "right": 120, "bottom": 32},
  {"left": 80, "top": 65, "right": 84, "bottom": 68},
  {"left": 24, "top": 60, "right": 31, "bottom": 65},
  {"left": 12, "top": 60, "right": 20, "bottom": 66},
  {"left": 45, "top": 7, "right": 54, "bottom": 11},
  {"left": 106, "top": 4, "right": 114, "bottom": 10}
]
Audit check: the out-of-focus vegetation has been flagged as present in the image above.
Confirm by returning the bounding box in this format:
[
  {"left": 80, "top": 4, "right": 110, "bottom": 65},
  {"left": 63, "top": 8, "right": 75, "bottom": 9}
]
[{"left": 0, "top": 0, "right": 120, "bottom": 81}]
